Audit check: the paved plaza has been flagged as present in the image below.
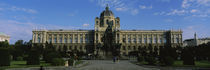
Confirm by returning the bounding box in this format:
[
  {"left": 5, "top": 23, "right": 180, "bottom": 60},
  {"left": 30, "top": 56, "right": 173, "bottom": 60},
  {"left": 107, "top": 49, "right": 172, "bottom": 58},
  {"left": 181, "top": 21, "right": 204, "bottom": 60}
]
[
  {"left": 8, "top": 60, "right": 208, "bottom": 70},
  {"left": 72, "top": 60, "right": 159, "bottom": 70},
  {"left": 7, "top": 60, "right": 159, "bottom": 70}
]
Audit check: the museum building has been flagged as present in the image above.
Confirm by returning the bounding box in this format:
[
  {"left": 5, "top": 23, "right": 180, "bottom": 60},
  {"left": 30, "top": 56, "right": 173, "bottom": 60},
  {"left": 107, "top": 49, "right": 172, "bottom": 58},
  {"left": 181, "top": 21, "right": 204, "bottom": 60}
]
[{"left": 32, "top": 6, "right": 183, "bottom": 56}]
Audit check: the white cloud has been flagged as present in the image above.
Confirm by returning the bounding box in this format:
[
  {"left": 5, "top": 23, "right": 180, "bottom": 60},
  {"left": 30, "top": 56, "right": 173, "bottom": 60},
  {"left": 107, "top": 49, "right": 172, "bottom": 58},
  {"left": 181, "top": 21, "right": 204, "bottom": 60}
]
[
  {"left": 161, "top": 0, "right": 171, "bottom": 2},
  {"left": 0, "top": 4, "right": 37, "bottom": 14},
  {"left": 166, "top": 9, "right": 188, "bottom": 16},
  {"left": 182, "top": 0, "right": 210, "bottom": 8},
  {"left": 90, "top": 0, "right": 140, "bottom": 15},
  {"left": 165, "top": 19, "right": 173, "bottom": 23},
  {"left": 183, "top": 25, "right": 210, "bottom": 40},
  {"left": 9, "top": 6, "right": 37, "bottom": 14},
  {"left": 197, "top": 0, "right": 210, "bottom": 6},
  {"left": 68, "top": 10, "right": 78, "bottom": 17},
  {"left": 190, "top": 9, "right": 198, "bottom": 13},
  {"left": 131, "top": 9, "right": 139, "bottom": 15},
  {"left": 83, "top": 23, "right": 90, "bottom": 27},
  {"left": 154, "top": 0, "right": 210, "bottom": 18},
  {"left": 0, "top": 19, "right": 82, "bottom": 44},
  {"left": 139, "top": 5, "right": 152, "bottom": 9},
  {"left": 115, "top": 7, "right": 127, "bottom": 11}
]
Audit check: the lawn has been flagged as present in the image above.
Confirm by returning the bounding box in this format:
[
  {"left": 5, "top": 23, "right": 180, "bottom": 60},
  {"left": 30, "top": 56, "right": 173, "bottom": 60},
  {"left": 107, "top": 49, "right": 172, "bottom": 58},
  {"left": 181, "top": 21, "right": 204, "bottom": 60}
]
[
  {"left": 0, "top": 61, "right": 51, "bottom": 70},
  {"left": 0, "top": 60, "right": 85, "bottom": 70},
  {"left": 173, "top": 61, "right": 210, "bottom": 67}
]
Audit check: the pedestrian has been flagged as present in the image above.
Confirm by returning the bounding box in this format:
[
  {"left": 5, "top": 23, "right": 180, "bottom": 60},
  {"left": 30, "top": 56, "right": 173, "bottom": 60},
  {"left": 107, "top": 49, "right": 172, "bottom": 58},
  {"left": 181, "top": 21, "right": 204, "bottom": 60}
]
[
  {"left": 117, "top": 57, "right": 119, "bottom": 62},
  {"left": 113, "top": 57, "right": 116, "bottom": 63},
  {"left": 40, "top": 66, "right": 44, "bottom": 70}
]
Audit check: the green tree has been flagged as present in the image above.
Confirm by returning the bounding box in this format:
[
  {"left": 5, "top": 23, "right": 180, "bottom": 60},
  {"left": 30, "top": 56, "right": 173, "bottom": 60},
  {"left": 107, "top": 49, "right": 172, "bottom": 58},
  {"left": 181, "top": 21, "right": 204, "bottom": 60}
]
[
  {"left": 0, "top": 40, "right": 9, "bottom": 48},
  {"left": 11, "top": 40, "right": 28, "bottom": 60}
]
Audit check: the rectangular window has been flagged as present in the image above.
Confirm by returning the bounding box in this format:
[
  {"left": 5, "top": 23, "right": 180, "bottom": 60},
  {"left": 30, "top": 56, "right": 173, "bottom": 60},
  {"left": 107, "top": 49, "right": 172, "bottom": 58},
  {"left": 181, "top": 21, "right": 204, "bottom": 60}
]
[
  {"left": 123, "top": 38, "right": 126, "bottom": 43},
  {"left": 85, "top": 38, "right": 88, "bottom": 43},
  {"left": 75, "top": 34, "right": 78, "bottom": 43},
  {"left": 80, "top": 34, "right": 83, "bottom": 43},
  {"left": 64, "top": 38, "right": 67, "bottom": 43},
  {"left": 154, "top": 38, "right": 157, "bottom": 43},
  {"left": 149, "top": 38, "right": 152, "bottom": 43},
  {"left": 159, "top": 38, "right": 162, "bottom": 43},
  {"left": 59, "top": 35, "right": 62, "bottom": 43},
  {"left": 75, "top": 38, "right": 78, "bottom": 43},
  {"left": 128, "top": 38, "right": 131, "bottom": 43},
  {"left": 54, "top": 37, "right": 57, "bottom": 43},
  {"left": 163, "top": 38, "right": 167, "bottom": 43},
  {"left": 138, "top": 38, "right": 142, "bottom": 43},
  {"left": 49, "top": 38, "right": 52, "bottom": 43},
  {"left": 176, "top": 38, "right": 179, "bottom": 43},
  {"left": 38, "top": 37, "right": 41, "bottom": 43},
  {"left": 80, "top": 38, "right": 83, "bottom": 43},
  {"left": 133, "top": 38, "right": 136, "bottom": 43},
  {"left": 69, "top": 38, "right": 72, "bottom": 43},
  {"left": 144, "top": 38, "right": 147, "bottom": 43}
]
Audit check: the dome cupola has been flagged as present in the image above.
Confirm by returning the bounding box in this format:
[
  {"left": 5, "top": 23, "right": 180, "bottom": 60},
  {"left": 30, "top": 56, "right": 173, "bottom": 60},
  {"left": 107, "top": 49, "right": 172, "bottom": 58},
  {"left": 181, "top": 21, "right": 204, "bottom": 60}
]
[{"left": 100, "top": 4, "right": 114, "bottom": 18}]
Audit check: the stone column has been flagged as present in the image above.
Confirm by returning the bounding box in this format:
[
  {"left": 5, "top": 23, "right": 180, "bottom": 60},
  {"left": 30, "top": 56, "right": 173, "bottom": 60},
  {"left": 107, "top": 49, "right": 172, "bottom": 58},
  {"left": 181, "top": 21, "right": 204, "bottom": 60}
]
[
  {"left": 141, "top": 34, "right": 143, "bottom": 44},
  {"left": 72, "top": 34, "right": 75, "bottom": 43},
  {"left": 35, "top": 33, "right": 38, "bottom": 43},
  {"left": 131, "top": 34, "right": 133, "bottom": 44},
  {"left": 32, "top": 33, "right": 35, "bottom": 43},
  {"left": 56, "top": 34, "right": 59, "bottom": 43},
  {"left": 43, "top": 31, "right": 47, "bottom": 43},
  {"left": 83, "top": 33, "right": 85, "bottom": 43},
  {"left": 126, "top": 34, "right": 128, "bottom": 43},
  {"left": 137, "top": 34, "right": 139, "bottom": 43},
  {"left": 157, "top": 34, "right": 160, "bottom": 44},
  {"left": 52, "top": 34, "right": 54, "bottom": 43}
]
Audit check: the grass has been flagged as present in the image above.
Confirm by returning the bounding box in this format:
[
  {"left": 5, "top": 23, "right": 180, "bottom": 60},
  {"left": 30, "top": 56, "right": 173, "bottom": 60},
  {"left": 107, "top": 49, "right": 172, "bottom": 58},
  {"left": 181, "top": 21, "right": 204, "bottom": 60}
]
[
  {"left": 136, "top": 60, "right": 210, "bottom": 68},
  {"left": 0, "top": 61, "right": 51, "bottom": 70}
]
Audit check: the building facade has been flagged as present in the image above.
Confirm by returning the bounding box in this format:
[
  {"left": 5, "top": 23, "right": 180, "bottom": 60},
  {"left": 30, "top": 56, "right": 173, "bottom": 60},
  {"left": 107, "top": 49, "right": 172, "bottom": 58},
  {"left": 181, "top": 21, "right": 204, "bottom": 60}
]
[
  {"left": 183, "top": 33, "right": 210, "bottom": 47},
  {"left": 32, "top": 6, "right": 183, "bottom": 57},
  {"left": 0, "top": 32, "right": 10, "bottom": 43}
]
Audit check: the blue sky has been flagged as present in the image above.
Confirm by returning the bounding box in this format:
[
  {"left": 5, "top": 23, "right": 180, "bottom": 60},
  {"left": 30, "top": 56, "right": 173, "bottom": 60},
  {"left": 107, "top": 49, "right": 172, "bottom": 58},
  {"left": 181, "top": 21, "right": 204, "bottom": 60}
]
[{"left": 0, "top": 0, "right": 210, "bottom": 44}]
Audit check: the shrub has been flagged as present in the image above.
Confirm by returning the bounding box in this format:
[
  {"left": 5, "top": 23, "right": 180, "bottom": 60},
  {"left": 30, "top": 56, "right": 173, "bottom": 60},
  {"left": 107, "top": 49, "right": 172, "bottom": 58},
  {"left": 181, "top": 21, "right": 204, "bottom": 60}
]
[
  {"left": 137, "top": 56, "right": 144, "bottom": 62},
  {"left": 145, "top": 56, "right": 156, "bottom": 65},
  {"left": 51, "top": 58, "right": 65, "bottom": 66},
  {"left": 17, "top": 56, "right": 23, "bottom": 61},
  {"left": 26, "top": 49, "right": 40, "bottom": 65},
  {"left": 44, "top": 52, "right": 61, "bottom": 63},
  {"left": 0, "top": 48, "right": 10, "bottom": 66},
  {"left": 163, "top": 56, "right": 174, "bottom": 66},
  {"left": 68, "top": 58, "right": 74, "bottom": 66}
]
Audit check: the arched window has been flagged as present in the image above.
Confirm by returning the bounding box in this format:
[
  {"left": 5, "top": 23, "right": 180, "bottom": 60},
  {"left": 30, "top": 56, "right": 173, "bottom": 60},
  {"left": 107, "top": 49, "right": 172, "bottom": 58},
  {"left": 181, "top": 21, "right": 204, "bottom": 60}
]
[
  {"left": 96, "top": 21, "right": 98, "bottom": 25},
  {"left": 38, "top": 37, "right": 41, "bottom": 43},
  {"left": 106, "top": 19, "right": 109, "bottom": 24}
]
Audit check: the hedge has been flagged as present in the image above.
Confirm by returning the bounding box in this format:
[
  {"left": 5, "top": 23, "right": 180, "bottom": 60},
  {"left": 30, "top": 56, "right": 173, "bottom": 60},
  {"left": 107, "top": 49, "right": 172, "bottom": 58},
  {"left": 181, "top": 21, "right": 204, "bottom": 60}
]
[{"left": 0, "top": 48, "right": 10, "bottom": 66}]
